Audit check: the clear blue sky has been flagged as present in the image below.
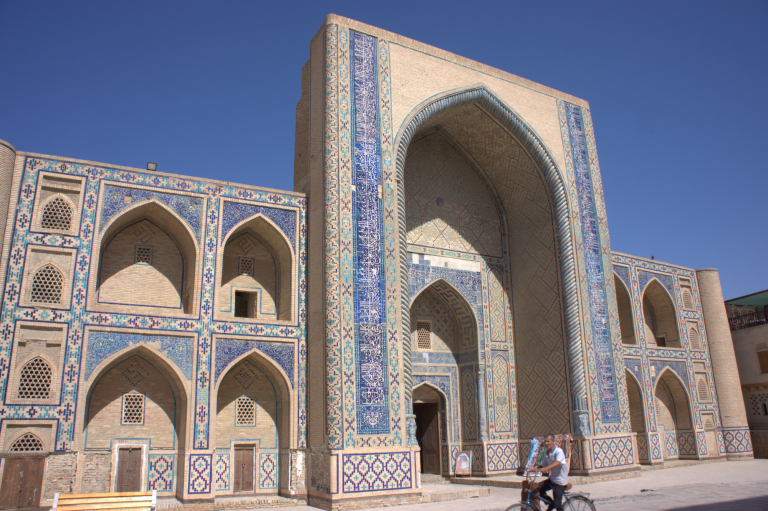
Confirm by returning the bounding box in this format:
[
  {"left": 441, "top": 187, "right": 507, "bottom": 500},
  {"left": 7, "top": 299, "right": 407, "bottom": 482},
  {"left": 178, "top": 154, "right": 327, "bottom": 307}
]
[{"left": 1, "top": 1, "right": 766, "bottom": 300}]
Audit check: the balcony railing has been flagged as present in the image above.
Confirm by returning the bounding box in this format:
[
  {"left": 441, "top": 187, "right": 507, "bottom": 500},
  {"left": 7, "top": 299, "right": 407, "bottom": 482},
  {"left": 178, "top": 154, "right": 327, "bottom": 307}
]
[{"left": 729, "top": 308, "right": 768, "bottom": 331}]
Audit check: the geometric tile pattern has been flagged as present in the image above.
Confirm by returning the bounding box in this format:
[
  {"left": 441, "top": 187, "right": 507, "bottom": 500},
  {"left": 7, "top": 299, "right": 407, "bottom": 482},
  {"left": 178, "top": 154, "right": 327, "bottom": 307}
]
[
  {"left": 214, "top": 338, "right": 295, "bottom": 386},
  {"left": 591, "top": 436, "right": 634, "bottom": 469},
  {"left": 636, "top": 434, "right": 649, "bottom": 462},
  {"left": 214, "top": 453, "right": 230, "bottom": 491},
  {"left": 147, "top": 454, "right": 175, "bottom": 492},
  {"left": 341, "top": 452, "right": 412, "bottom": 493},
  {"left": 696, "top": 432, "right": 708, "bottom": 456},
  {"left": 665, "top": 432, "right": 678, "bottom": 458},
  {"left": 461, "top": 368, "right": 478, "bottom": 441},
  {"left": 677, "top": 432, "right": 696, "bottom": 456},
  {"left": 259, "top": 453, "right": 277, "bottom": 489},
  {"left": 351, "top": 31, "right": 389, "bottom": 436},
  {"left": 723, "top": 428, "right": 754, "bottom": 454},
  {"left": 0, "top": 157, "right": 307, "bottom": 500},
  {"left": 404, "top": 134, "right": 502, "bottom": 257},
  {"left": 491, "top": 352, "right": 512, "bottom": 433},
  {"left": 188, "top": 454, "right": 212, "bottom": 494},
  {"left": 86, "top": 332, "right": 194, "bottom": 380},
  {"left": 638, "top": 270, "right": 675, "bottom": 298},
  {"left": 485, "top": 442, "right": 518, "bottom": 472},
  {"left": 220, "top": 201, "right": 296, "bottom": 248},
  {"left": 101, "top": 184, "right": 204, "bottom": 241},
  {"left": 564, "top": 103, "right": 619, "bottom": 424},
  {"left": 651, "top": 433, "right": 663, "bottom": 461}
]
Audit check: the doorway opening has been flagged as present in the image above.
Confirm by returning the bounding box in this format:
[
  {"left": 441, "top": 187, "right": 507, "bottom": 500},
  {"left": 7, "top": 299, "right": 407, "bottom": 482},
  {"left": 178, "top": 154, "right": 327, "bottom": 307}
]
[
  {"left": 116, "top": 447, "right": 142, "bottom": 492},
  {"left": 414, "top": 402, "right": 441, "bottom": 474},
  {"left": 0, "top": 456, "right": 45, "bottom": 508},
  {"left": 234, "top": 446, "right": 256, "bottom": 491},
  {"left": 234, "top": 291, "right": 258, "bottom": 319}
]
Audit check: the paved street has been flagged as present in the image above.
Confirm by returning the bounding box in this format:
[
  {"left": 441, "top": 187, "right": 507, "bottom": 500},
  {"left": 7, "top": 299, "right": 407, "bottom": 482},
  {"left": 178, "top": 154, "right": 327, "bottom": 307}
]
[{"left": 274, "top": 460, "right": 768, "bottom": 511}]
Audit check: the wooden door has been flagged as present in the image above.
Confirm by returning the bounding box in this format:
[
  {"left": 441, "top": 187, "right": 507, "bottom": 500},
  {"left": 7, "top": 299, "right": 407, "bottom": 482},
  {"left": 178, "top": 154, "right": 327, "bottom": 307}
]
[
  {"left": 116, "top": 447, "right": 142, "bottom": 492},
  {"left": 415, "top": 403, "right": 441, "bottom": 474},
  {"left": 234, "top": 447, "right": 255, "bottom": 492},
  {"left": 0, "top": 457, "right": 45, "bottom": 509}
]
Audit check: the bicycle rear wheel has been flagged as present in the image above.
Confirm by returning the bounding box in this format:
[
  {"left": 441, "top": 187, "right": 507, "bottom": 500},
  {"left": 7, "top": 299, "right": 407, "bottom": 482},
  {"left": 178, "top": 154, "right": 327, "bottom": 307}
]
[{"left": 564, "top": 495, "right": 596, "bottom": 511}]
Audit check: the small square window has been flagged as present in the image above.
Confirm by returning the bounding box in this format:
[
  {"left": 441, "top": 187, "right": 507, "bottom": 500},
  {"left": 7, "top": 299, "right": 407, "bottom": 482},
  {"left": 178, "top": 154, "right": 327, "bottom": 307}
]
[
  {"left": 234, "top": 291, "right": 258, "bottom": 319},
  {"left": 135, "top": 246, "right": 152, "bottom": 265},
  {"left": 238, "top": 257, "right": 254, "bottom": 276},
  {"left": 122, "top": 393, "right": 145, "bottom": 425},
  {"left": 235, "top": 396, "right": 256, "bottom": 426}
]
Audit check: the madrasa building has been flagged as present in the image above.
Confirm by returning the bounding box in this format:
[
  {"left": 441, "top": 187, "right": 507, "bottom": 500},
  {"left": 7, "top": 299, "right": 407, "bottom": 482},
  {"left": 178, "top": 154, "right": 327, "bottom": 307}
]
[{"left": 0, "top": 14, "right": 753, "bottom": 510}]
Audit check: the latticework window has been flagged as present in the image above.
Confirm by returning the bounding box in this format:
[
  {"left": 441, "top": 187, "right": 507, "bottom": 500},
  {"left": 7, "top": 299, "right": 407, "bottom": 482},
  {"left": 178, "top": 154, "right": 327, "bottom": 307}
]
[
  {"left": 41, "top": 197, "right": 73, "bottom": 231},
  {"left": 697, "top": 377, "right": 710, "bottom": 401},
  {"left": 416, "top": 322, "right": 431, "bottom": 350},
  {"left": 10, "top": 433, "right": 44, "bottom": 452},
  {"left": 703, "top": 415, "right": 716, "bottom": 430},
  {"left": 682, "top": 289, "right": 694, "bottom": 310},
  {"left": 689, "top": 327, "right": 701, "bottom": 350},
  {"left": 17, "top": 357, "right": 52, "bottom": 399},
  {"left": 135, "top": 246, "right": 152, "bottom": 264},
  {"left": 121, "top": 393, "right": 145, "bottom": 425},
  {"left": 30, "top": 264, "right": 63, "bottom": 304},
  {"left": 235, "top": 396, "right": 256, "bottom": 426},
  {"left": 749, "top": 394, "right": 768, "bottom": 416},
  {"left": 239, "top": 258, "right": 254, "bottom": 276}
]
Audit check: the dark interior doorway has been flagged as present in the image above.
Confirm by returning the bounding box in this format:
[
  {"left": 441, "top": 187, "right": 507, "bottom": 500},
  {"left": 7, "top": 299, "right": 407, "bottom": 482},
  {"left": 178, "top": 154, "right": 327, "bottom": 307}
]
[
  {"left": 414, "top": 402, "right": 441, "bottom": 474},
  {"left": 0, "top": 457, "right": 45, "bottom": 509}
]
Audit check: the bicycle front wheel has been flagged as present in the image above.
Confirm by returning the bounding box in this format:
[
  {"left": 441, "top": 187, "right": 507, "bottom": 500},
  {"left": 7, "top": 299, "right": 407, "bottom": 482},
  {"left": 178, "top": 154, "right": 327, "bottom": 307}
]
[{"left": 565, "top": 495, "right": 596, "bottom": 511}]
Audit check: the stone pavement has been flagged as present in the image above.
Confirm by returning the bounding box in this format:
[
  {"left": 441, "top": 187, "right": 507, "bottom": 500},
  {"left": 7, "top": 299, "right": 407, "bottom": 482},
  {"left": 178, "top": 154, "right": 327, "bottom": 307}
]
[{"left": 272, "top": 459, "right": 768, "bottom": 511}]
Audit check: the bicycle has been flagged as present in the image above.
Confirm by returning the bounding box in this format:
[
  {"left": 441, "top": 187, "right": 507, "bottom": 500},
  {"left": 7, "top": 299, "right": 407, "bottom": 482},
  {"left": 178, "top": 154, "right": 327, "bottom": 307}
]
[{"left": 503, "top": 472, "right": 596, "bottom": 511}]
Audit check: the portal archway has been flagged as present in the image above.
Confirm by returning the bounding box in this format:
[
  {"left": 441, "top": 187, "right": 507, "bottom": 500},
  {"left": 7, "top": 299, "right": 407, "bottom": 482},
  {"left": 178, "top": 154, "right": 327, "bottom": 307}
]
[
  {"left": 642, "top": 280, "right": 680, "bottom": 348},
  {"left": 654, "top": 369, "right": 693, "bottom": 459}
]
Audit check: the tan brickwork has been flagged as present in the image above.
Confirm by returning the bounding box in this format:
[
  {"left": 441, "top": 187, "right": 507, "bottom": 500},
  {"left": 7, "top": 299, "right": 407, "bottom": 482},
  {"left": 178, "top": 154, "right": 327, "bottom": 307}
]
[{"left": 0, "top": 140, "right": 17, "bottom": 257}]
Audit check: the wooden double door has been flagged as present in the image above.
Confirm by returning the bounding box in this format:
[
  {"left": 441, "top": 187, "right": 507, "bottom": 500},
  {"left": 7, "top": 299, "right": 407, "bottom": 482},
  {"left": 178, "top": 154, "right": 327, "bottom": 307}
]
[
  {"left": 234, "top": 446, "right": 256, "bottom": 492},
  {"left": 415, "top": 403, "right": 441, "bottom": 474},
  {"left": 116, "top": 447, "right": 142, "bottom": 492},
  {"left": 0, "top": 457, "right": 46, "bottom": 509}
]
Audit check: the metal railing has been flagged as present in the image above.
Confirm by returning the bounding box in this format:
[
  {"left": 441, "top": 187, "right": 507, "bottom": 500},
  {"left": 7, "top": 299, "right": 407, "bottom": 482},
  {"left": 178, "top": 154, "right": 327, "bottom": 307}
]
[{"left": 729, "top": 308, "right": 768, "bottom": 331}]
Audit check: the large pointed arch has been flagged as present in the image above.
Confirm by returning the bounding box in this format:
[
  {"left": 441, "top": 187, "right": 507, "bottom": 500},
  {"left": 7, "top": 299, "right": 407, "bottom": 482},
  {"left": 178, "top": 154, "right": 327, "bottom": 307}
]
[
  {"left": 90, "top": 198, "right": 200, "bottom": 314},
  {"left": 624, "top": 369, "right": 645, "bottom": 433},
  {"left": 615, "top": 275, "right": 636, "bottom": 345},
  {"left": 397, "top": 86, "right": 587, "bottom": 436},
  {"left": 653, "top": 367, "right": 694, "bottom": 432}
]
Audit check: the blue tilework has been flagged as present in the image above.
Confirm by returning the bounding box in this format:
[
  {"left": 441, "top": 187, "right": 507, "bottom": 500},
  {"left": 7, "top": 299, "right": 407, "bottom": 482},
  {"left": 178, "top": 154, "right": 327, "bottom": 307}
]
[
  {"left": 215, "top": 338, "right": 294, "bottom": 386},
  {"left": 651, "top": 360, "right": 688, "bottom": 389},
  {"left": 188, "top": 454, "right": 212, "bottom": 494},
  {"left": 351, "top": 31, "right": 389, "bottom": 435},
  {"left": 590, "top": 436, "right": 634, "bottom": 469},
  {"left": 147, "top": 454, "right": 175, "bottom": 492},
  {"left": 214, "top": 453, "right": 230, "bottom": 491},
  {"left": 259, "top": 453, "right": 278, "bottom": 489},
  {"left": 220, "top": 201, "right": 296, "bottom": 247},
  {"left": 85, "top": 331, "right": 194, "bottom": 380},
  {"left": 625, "top": 359, "right": 643, "bottom": 385},
  {"left": 0, "top": 157, "right": 308, "bottom": 462},
  {"left": 564, "top": 103, "right": 620, "bottom": 423},
  {"left": 485, "top": 442, "right": 518, "bottom": 472},
  {"left": 638, "top": 270, "right": 675, "bottom": 297},
  {"left": 101, "top": 184, "right": 204, "bottom": 241},
  {"left": 341, "top": 452, "right": 412, "bottom": 492},
  {"left": 613, "top": 265, "right": 630, "bottom": 287}
]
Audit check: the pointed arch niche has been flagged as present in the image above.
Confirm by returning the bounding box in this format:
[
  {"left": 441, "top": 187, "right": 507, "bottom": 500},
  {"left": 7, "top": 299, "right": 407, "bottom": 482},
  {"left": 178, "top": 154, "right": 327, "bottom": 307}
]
[
  {"left": 642, "top": 280, "right": 680, "bottom": 348},
  {"left": 92, "top": 200, "right": 200, "bottom": 314},
  {"left": 654, "top": 368, "right": 693, "bottom": 459},
  {"left": 217, "top": 216, "right": 294, "bottom": 322},
  {"left": 615, "top": 276, "right": 636, "bottom": 345}
]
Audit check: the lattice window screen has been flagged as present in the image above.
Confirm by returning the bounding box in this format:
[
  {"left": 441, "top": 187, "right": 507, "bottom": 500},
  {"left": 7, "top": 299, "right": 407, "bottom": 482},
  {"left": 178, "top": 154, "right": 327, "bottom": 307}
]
[
  {"left": 697, "top": 377, "right": 710, "bottom": 401},
  {"left": 135, "top": 246, "right": 152, "bottom": 264},
  {"left": 30, "top": 264, "right": 64, "bottom": 304},
  {"left": 689, "top": 327, "right": 701, "bottom": 350},
  {"left": 17, "top": 357, "right": 52, "bottom": 399},
  {"left": 239, "top": 258, "right": 254, "bottom": 276},
  {"left": 236, "top": 396, "right": 256, "bottom": 426},
  {"left": 750, "top": 393, "right": 768, "bottom": 416},
  {"left": 10, "top": 433, "right": 44, "bottom": 452},
  {"left": 682, "top": 289, "right": 694, "bottom": 310},
  {"left": 416, "top": 322, "right": 432, "bottom": 350},
  {"left": 122, "top": 393, "right": 145, "bottom": 424},
  {"left": 41, "top": 197, "right": 73, "bottom": 231}
]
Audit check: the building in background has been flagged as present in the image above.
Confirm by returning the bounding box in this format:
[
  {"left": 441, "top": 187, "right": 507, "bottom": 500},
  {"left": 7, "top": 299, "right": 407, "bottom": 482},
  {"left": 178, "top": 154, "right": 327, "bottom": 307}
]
[
  {"left": 726, "top": 289, "right": 768, "bottom": 457},
  {"left": 0, "top": 14, "right": 753, "bottom": 510}
]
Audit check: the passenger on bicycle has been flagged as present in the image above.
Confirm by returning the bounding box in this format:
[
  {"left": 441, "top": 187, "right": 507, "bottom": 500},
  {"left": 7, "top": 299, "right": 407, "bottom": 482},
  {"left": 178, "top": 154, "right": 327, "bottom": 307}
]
[{"left": 536, "top": 434, "right": 568, "bottom": 511}]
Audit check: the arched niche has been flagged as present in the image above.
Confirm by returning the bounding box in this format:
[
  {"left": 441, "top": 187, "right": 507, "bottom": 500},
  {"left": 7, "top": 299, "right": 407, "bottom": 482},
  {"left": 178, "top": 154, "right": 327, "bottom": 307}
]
[
  {"left": 615, "top": 276, "right": 636, "bottom": 345},
  {"left": 214, "top": 349, "right": 293, "bottom": 451},
  {"left": 625, "top": 370, "right": 645, "bottom": 433},
  {"left": 654, "top": 368, "right": 693, "bottom": 459},
  {"left": 397, "top": 86, "right": 580, "bottom": 439},
  {"left": 83, "top": 346, "right": 188, "bottom": 495},
  {"left": 218, "top": 216, "right": 294, "bottom": 322},
  {"left": 93, "top": 200, "right": 199, "bottom": 314},
  {"left": 642, "top": 280, "right": 680, "bottom": 348},
  {"left": 412, "top": 382, "right": 448, "bottom": 475}
]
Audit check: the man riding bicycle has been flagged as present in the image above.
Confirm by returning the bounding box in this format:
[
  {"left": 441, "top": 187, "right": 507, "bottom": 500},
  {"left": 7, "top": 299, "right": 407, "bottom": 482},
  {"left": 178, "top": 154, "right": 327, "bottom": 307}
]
[{"left": 535, "top": 434, "right": 568, "bottom": 511}]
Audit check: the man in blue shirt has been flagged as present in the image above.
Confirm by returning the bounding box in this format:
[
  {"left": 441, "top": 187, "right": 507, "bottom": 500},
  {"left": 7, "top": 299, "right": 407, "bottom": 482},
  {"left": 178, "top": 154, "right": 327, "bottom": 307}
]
[{"left": 536, "top": 434, "right": 568, "bottom": 511}]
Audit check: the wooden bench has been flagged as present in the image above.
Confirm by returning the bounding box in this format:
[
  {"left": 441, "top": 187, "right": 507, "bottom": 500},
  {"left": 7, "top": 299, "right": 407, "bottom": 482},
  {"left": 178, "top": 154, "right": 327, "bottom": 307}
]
[{"left": 52, "top": 490, "right": 156, "bottom": 511}]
